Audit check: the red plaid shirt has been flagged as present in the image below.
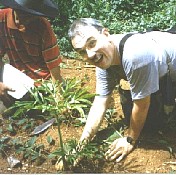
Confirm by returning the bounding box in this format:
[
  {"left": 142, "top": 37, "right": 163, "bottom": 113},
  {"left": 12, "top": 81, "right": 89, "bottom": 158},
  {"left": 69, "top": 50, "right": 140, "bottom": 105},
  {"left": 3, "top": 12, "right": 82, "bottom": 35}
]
[{"left": 0, "top": 8, "right": 62, "bottom": 80}]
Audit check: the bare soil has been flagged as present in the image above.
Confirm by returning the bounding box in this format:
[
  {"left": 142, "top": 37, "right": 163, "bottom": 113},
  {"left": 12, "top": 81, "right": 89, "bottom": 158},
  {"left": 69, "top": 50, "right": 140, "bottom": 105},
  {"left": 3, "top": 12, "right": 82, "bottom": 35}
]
[{"left": 0, "top": 58, "right": 176, "bottom": 174}]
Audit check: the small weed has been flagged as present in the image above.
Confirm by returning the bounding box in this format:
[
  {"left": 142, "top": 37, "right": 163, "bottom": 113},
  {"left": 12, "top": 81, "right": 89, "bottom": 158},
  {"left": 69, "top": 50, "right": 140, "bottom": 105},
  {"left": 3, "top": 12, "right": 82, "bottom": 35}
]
[
  {"left": 0, "top": 136, "right": 11, "bottom": 157},
  {"left": 7, "top": 123, "right": 16, "bottom": 133},
  {"left": 47, "top": 135, "right": 55, "bottom": 145},
  {"left": 13, "top": 136, "right": 46, "bottom": 162}
]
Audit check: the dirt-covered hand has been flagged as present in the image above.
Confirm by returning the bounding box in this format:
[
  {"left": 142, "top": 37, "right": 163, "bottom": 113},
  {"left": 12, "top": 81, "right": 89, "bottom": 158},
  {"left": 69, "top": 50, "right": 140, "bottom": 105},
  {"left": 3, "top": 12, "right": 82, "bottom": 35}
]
[
  {"left": 0, "top": 82, "right": 15, "bottom": 96},
  {"left": 55, "top": 158, "right": 64, "bottom": 171},
  {"left": 105, "top": 137, "right": 134, "bottom": 162},
  {"left": 55, "top": 141, "right": 86, "bottom": 171}
]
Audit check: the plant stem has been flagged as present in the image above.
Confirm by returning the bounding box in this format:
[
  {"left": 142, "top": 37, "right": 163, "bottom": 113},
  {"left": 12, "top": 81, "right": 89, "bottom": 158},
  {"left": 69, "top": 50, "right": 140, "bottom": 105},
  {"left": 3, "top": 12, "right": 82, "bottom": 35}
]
[
  {"left": 1, "top": 148, "right": 8, "bottom": 157},
  {"left": 56, "top": 116, "right": 67, "bottom": 170}
]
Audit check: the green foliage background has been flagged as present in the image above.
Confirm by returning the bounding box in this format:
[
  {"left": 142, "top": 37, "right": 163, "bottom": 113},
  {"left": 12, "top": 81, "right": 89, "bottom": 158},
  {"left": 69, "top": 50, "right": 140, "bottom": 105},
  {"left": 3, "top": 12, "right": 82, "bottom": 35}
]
[
  {"left": 1, "top": 1, "right": 176, "bottom": 57},
  {"left": 51, "top": 0, "right": 176, "bottom": 57}
]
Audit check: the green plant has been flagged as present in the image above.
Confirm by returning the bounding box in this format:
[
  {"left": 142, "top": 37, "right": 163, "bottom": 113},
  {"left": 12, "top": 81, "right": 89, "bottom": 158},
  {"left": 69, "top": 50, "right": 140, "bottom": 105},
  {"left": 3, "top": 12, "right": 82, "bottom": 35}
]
[
  {"left": 8, "top": 77, "right": 95, "bottom": 170},
  {"left": 0, "top": 136, "right": 10, "bottom": 157},
  {"left": 47, "top": 135, "right": 54, "bottom": 145},
  {"left": 105, "top": 109, "right": 124, "bottom": 138},
  {"left": 49, "top": 139, "right": 105, "bottom": 170},
  {"left": 14, "top": 136, "right": 46, "bottom": 163},
  {"left": 9, "top": 78, "right": 94, "bottom": 122},
  {"left": 7, "top": 123, "right": 16, "bottom": 134}
]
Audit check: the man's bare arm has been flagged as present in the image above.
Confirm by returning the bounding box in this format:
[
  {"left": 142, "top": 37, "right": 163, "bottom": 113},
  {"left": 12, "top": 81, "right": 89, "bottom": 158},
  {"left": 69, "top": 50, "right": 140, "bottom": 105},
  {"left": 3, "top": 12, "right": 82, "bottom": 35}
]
[
  {"left": 127, "top": 95, "right": 151, "bottom": 141},
  {"left": 50, "top": 66, "right": 63, "bottom": 83},
  {"left": 105, "top": 95, "right": 151, "bottom": 162},
  {"left": 80, "top": 95, "right": 111, "bottom": 142}
]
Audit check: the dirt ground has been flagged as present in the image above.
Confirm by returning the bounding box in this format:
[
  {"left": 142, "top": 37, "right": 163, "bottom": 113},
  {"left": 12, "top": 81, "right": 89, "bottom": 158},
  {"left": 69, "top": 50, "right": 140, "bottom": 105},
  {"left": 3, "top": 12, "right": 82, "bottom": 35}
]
[{"left": 0, "top": 58, "right": 176, "bottom": 174}]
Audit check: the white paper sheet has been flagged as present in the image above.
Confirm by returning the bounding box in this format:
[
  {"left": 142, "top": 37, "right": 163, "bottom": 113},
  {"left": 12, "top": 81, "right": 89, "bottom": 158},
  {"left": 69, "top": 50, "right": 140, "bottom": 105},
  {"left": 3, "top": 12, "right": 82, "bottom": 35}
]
[{"left": 2, "top": 64, "right": 34, "bottom": 99}]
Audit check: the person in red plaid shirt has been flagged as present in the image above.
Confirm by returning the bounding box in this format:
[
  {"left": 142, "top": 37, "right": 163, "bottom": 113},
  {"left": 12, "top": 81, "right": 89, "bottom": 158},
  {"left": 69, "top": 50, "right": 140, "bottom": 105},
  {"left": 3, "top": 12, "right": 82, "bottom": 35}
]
[{"left": 0, "top": 0, "right": 63, "bottom": 109}]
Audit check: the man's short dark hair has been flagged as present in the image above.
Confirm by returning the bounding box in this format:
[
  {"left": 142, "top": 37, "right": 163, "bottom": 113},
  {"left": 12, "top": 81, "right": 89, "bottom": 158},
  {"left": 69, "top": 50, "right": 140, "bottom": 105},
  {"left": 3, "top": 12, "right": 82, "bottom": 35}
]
[{"left": 68, "top": 18, "right": 104, "bottom": 39}]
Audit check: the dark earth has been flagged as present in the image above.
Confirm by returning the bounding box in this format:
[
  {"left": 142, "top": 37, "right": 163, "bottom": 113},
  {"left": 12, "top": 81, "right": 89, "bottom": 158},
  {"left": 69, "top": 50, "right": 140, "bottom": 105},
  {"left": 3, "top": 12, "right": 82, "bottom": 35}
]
[{"left": 0, "top": 58, "right": 176, "bottom": 173}]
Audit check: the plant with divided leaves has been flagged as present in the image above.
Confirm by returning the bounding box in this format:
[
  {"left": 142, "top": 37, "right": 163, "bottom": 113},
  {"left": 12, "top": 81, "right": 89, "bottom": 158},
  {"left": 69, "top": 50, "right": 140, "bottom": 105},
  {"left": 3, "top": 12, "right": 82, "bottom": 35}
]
[
  {"left": 7, "top": 77, "right": 95, "bottom": 170},
  {"left": 8, "top": 78, "right": 95, "bottom": 123}
]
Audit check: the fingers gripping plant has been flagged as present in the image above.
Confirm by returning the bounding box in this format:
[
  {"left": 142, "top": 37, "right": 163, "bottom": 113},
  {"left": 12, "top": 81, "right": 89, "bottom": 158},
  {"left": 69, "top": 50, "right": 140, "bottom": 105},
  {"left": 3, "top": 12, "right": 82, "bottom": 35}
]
[{"left": 9, "top": 78, "right": 95, "bottom": 170}]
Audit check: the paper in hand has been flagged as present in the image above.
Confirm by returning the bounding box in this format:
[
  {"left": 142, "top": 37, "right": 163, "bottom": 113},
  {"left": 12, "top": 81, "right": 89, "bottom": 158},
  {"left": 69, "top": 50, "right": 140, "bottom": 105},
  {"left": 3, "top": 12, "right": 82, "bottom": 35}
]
[{"left": 2, "top": 64, "right": 34, "bottom": 99}]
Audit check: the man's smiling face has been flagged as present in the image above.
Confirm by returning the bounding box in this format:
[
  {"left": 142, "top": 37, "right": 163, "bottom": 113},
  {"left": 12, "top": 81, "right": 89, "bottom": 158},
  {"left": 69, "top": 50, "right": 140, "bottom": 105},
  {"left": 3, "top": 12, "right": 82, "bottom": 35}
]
[{"left": 71, "top": 26, "right": 116, "bottom": 69}]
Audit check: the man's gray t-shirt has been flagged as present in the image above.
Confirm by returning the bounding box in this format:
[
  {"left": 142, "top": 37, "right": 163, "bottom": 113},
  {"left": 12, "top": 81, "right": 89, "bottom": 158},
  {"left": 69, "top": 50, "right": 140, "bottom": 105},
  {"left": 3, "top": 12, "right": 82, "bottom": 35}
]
[{"left": 96, "top": 31, "right": 176, "bottom": 100}]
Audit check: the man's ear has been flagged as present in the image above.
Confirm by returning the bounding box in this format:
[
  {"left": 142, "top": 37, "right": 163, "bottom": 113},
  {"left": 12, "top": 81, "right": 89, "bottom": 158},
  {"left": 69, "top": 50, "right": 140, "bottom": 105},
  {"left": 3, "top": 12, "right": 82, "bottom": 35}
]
[{"left": 101, "top": 28, "right": 110, "bottom": 36}]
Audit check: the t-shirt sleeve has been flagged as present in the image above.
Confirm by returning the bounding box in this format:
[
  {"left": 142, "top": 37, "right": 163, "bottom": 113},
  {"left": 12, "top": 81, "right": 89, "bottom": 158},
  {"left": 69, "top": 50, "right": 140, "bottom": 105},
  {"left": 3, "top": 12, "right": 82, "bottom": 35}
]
[
  {"left": 96, "top": 65, "right": 120, "bottom": 96},
  {"left": 126, "top": 62, "right": 159, "bottom": 100},
  {"left": 122, "top": 33, "right": 161, "bottom": 100}
]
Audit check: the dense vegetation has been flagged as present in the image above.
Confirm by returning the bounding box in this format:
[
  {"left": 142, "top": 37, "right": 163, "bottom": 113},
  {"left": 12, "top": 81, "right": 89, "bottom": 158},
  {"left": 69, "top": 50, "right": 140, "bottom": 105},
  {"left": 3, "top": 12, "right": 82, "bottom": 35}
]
[
  {"left": 0, "top": 1, "right": 176, "bottom": 56},
  {"left": 52, "top": 0, "right": 176, "bottom": 57}
]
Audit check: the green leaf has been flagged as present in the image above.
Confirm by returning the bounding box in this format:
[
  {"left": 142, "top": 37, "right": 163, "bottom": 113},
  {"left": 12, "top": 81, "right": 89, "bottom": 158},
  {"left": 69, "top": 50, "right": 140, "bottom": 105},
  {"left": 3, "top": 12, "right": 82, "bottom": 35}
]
[
  {"left": 47, "top": 136, "right": 53, "bottom": 144},
  {"left": 27, "top": 136, "right": 37, "bottom": 147}
]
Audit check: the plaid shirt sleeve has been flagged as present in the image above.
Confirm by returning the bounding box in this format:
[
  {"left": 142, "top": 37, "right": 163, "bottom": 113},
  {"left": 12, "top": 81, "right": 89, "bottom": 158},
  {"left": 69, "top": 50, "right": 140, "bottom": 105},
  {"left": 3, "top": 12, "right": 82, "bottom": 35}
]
[{"left": 41, "top": 18, "right": 62, "bottom": 70}]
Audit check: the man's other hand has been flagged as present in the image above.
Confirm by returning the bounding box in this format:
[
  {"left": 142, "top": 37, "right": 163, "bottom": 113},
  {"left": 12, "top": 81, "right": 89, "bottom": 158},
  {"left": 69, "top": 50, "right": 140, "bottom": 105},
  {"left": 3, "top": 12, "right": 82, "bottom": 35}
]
[{"left": 105, "top": 137, "right": 134, "bottom": 162}]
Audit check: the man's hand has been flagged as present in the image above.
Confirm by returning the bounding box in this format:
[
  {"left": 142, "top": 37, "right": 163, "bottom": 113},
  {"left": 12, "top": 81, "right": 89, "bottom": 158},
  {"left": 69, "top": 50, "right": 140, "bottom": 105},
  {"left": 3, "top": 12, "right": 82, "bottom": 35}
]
[
  {"left": 0, "top": 82, "right": 15, "bottom": 96},
  {"left": 105, "top": 137, "right": 135, "bottom": 162},
  {"left": 0, "top": 82, "right": 15, "bottom": 107},
  {"left": 55, "top": 142, "right": 84, "bottom": 171}
]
